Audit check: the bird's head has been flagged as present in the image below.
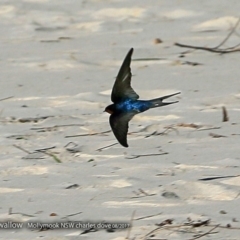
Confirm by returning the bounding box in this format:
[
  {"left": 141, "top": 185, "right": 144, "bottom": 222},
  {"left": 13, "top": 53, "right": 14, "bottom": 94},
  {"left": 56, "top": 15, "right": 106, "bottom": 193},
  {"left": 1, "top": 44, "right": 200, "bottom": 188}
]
[{"left": 104, "top": 104, "right": 115, "bottom": 114}]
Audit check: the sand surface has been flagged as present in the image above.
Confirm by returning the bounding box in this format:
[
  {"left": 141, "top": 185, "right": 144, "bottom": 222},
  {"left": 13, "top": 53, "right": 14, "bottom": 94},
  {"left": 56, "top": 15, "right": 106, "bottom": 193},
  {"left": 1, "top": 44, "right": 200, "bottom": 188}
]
[{"left": 0, "top": 1, "right": 240, "bottom": 239}]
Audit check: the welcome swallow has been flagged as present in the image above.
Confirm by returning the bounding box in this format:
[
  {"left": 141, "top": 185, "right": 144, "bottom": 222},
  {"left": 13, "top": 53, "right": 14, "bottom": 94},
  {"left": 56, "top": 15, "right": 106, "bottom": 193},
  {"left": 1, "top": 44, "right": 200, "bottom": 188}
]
[{"left": 105, "top": 48, "right": 180, "bottom": 147}]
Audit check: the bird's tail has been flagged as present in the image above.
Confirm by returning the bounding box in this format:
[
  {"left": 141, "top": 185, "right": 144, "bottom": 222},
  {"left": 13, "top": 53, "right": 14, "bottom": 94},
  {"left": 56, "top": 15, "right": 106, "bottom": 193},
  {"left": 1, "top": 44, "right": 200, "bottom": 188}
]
[{"left": 149, "top": 92, "right": 180, "bottom": 108}]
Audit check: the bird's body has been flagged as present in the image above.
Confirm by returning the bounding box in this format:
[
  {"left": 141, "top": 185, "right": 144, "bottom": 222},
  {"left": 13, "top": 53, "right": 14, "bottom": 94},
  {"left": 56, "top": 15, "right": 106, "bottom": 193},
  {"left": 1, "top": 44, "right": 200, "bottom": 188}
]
[
  {"left": 106, "top": 99, "right": 150, "bottom": 114},
  {"left": 105, "top": 48, "right": 180, "bottom": 147}
]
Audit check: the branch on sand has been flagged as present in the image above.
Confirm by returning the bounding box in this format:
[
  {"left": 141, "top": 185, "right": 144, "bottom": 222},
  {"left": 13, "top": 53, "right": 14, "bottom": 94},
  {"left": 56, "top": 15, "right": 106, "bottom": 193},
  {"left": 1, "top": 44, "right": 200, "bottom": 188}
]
[{"left": 175, "top": 18, "right": 240, "bottom": 54}]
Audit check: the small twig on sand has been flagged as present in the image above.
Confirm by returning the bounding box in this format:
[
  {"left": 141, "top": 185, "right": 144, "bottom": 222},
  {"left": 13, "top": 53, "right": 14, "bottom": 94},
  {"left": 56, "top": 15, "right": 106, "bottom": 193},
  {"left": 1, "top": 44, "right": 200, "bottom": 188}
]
[
  {"left": 13, "top": 144, "right": 31, "bottom": 154},
  {"left": 13, "top": 144, "right": 60, "bottom": 162},
  {"left": 186, "top": 219, "right": 210, "bottom": 228},
  {"left": 96, "top": 143, "right": 118, "bottom": 151},
  {"left": 61, "top": 211, "right": 82, "bottom": 219},
  {"left": 64, "top": 142, "right": 78, "bottom": 148},
  {"left": 126, "top": 210, "right": 136, "bottom": 239},
  {"left": 36, "top": 150, "right": 62, "bottom": 163},
  {"left": 133, "top": 57, "right": 166, "bottom": 61},
  {"left": 143, "top": 218, "right": 240, "bottom": 240},
  {"left": 65, "top": 130, "right": 111, "bottom": 138},
  {"left": 126, "top": 152, "right": 168, "bottom": 159},
  {"left": 144, "top": 219, "right": 173, "bottom": 239},
  {"left": 175, "top": 42, "right": 240, "bottom": 54},
  {"left": 214, "top": 18, "right": 240, "bottom": 49},
  {"left": 31, "top": 124, "right": 84, "bottom": 131},
  {"left": 0, "top": 96, "right": 14, "bottom": 101},
  {"left": 80, "top": 227, "right": 98, "bottom": 235},
  {"left": 197, "top": 127, "right": 221, "bottom": 131},
  {"left": 135, "top": 212, "right": 162, "bottom": 221},
  {"left": 8, "top": 208, "right": 13, "bottom": 215},
  {"left": 18, "top": 116, "right": 53, "bottom": 123},
  {"left": 198, "top": 175, "right": 239, "bottom": 181},
  {"left": 177, "top": 123, "right": 201, "bottom": 129},
  {"left": 145, "top": 126, "right": 179, "bottom": 138},
  {"left": 175, "top": 18, "right": 240, "bottom": 54},
  {"left": 8, "top": 207, "right": 35, "bottom": 217},
  {"left": 222, "top": 106, "right": 229, "bottom": 122},
  {"left": 131, "top": 188, "right": 157, "bottom": 199},
  {"left": 139, "top": 188, "right": 153, "bottom": 196},
  {"left": 35, "top": 146, "right": 56, "bottom": 151},
  {"left": 188, "top": 224, "right": 219, "bottom": 240},
  {"left": 207, "top": 224, "right": 240, "bottom": 230},
  {"left": 209, "top": 132, "right": 226, "bottom": 138}
]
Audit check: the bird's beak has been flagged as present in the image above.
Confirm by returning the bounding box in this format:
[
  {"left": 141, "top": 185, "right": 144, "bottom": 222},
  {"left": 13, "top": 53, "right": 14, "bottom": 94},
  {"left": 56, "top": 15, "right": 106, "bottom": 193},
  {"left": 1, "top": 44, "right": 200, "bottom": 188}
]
[
  {"left": 161, "top": 92, "right": 181, "bottom": 106},
  {"left": 104, "top": 109, "right": 113, "bottom": 114}
]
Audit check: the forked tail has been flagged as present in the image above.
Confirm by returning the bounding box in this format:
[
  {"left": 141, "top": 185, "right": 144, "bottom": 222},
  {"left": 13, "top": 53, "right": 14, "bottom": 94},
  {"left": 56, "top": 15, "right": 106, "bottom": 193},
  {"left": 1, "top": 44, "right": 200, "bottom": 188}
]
[{"left": 149, "top": 92, "right": 180, "bottom": 108}]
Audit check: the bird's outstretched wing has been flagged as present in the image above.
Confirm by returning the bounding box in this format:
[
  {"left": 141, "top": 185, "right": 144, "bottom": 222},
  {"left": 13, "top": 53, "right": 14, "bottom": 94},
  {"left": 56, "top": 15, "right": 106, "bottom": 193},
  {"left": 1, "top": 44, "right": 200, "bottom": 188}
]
[
  {"left": 109, "top": 112, "right": 136, "bottom": 147},
  {"left": 111, "top": 48, "right": 139, "bottom": 103}
]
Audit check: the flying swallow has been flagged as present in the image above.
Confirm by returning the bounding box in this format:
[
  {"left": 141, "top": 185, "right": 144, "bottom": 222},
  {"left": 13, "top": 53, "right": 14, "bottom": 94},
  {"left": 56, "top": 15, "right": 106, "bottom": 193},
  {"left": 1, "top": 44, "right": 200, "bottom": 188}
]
[{"left": 105, "top": 48, "right": 180, "bottom": 147}]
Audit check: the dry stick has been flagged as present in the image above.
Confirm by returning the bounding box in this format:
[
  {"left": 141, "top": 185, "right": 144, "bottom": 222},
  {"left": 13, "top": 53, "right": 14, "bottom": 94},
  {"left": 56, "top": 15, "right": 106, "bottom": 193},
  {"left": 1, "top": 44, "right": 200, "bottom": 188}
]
[
  {"left": 139, "top": 188, "right": 151, "bottom": 196},
  {"left": 207, "top": 224, "right": 240, "bottom": 230},
  {"left": 197, "top": 127, "right": 221, "bottom": 131},
  {"left": 145, "top": 222, "right": 240, "bottom": 239},
  {"left": 130, "top": 188, "right": 157, "bottom": 199},
  {"left": 164, "top": 126, "right": 179, "bottom": 135},
  {"left": 13, "top": 144, "right": 31, "bottom": 154},
  {"left": 144, "top": 220, "right": 209, "bottom": 239},
  {"left": 219, "top": 42, "right": 240, "bottom": 50},
  {"left": 222, "top": 106, "right": 229, "bottom": 122},
  {"left": 146, "top": 126, "right": 179, "bottom": 137},
  {"left": 7, "top": 134, "right": 31, "bottom": 139},
  {"left": 18, "top": 116, "right": 53, "bottom": 123},
  {"left": 8, "top": 207, "right": 12, "bottom": 215},
  {"left": 198, "top": 175, "right": 240, "bottom": 181},
  {"left": 0, "top": 96, "right": 14, "bottom": 101},
  {"left": 135, "top": 212, "right": 162, "bottom": 221},
  {"left": 154, "top": 223, "right": 239, "bottom": 230},
  {"left": 133, "top": 58, "right": 166, "bottom": 61},
  {"left": 228, "top": 42, "right": 240, "bottom": 49},
  {"left": 175, "top": 43, "right": 240, "bottom": 54},
  {"left": 144, "top": 226, "right": 162, "bottom": 239},
  {"left": 96, "top": 143, "right": 118, "bottom": 151},
  {"left": 126, "top": 210, "right": 136, "bottom": 240},
  {"left": 126, "top": 152, "right": 168, "bottom": 159},
  {"left": 145, "top": 128, "right": 171, "bottom": 138},
  {"left": 35, "top": 146, "right": 56, "bottom": 151},
  {"left": 13, "top": 144, "right": 59, "bottom": 161},
  {"left": 8, "top": 208, "right": 35, "bottom": 217},
  {"left": 144, "top": 226, "right": 189, "bottom": 239},
  {"left": 214, "top": 18, "right": 240, "bottom": 49},
  {"left": 144, "top": 219, "right": 174, "bottom": 239},
  {"left": 177, "top": 123, "right": 201, "bottom": 129},
  {"left": 65, "top": 211, "right": 82, "bottom": 217},
  {"left": 37, "top": 150, "right": 62, "bottom": 163},
  {"left": 130, "top": 188, "right": 157, "bottom": 198},
  {"left": 31, "top": 124, "right": 84, "bottom": 130},
  {"left": 62, "top": 211, "right": 82, "bottom": 219},
  {"left": 209, "top": 132, "right": 226, "bottom": 138},
  {"left": 188, "top": 224, "right": 219, "bottom": 240},
  {"left": 130, "top": 193, "right": 156, "bottom": 199},
  {"left": 64, "top": 142, "right": 78, "bottom": 148},
  {"left": 186, "top": 219, "right": 210, "bottom": 228},
  {"left": 65, "top": 130, "right": 111, "bottom": 138},
  {"left": 175, "top": 18, "right": 240, "bottom": 54}
]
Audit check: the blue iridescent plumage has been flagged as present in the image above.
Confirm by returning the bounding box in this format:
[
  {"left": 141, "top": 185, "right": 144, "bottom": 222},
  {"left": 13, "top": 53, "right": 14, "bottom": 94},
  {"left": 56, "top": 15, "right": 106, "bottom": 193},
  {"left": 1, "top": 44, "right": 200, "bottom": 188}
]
[
  {"left": 105, "top": 48, "right": 180, "bottom": 147},
  {"left": 115, "top": 99, "right": 151, "bottom": 113}
]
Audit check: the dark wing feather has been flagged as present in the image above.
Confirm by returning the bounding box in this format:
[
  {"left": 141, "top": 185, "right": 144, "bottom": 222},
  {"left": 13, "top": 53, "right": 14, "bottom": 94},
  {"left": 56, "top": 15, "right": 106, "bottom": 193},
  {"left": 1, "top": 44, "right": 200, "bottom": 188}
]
[
  {"left": 111, "top": 48, "right": 139, "bottom": 103},
  {"left": 109, "top": 112, "right": 136, "bottom": 147}
]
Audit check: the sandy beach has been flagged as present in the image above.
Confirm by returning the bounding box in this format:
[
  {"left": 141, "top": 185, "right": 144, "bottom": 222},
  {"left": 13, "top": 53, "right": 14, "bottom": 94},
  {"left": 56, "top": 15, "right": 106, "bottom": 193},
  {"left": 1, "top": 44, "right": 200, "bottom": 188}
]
[{"left": 0, "top": 0, "right": 240, "bottom": 239}]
